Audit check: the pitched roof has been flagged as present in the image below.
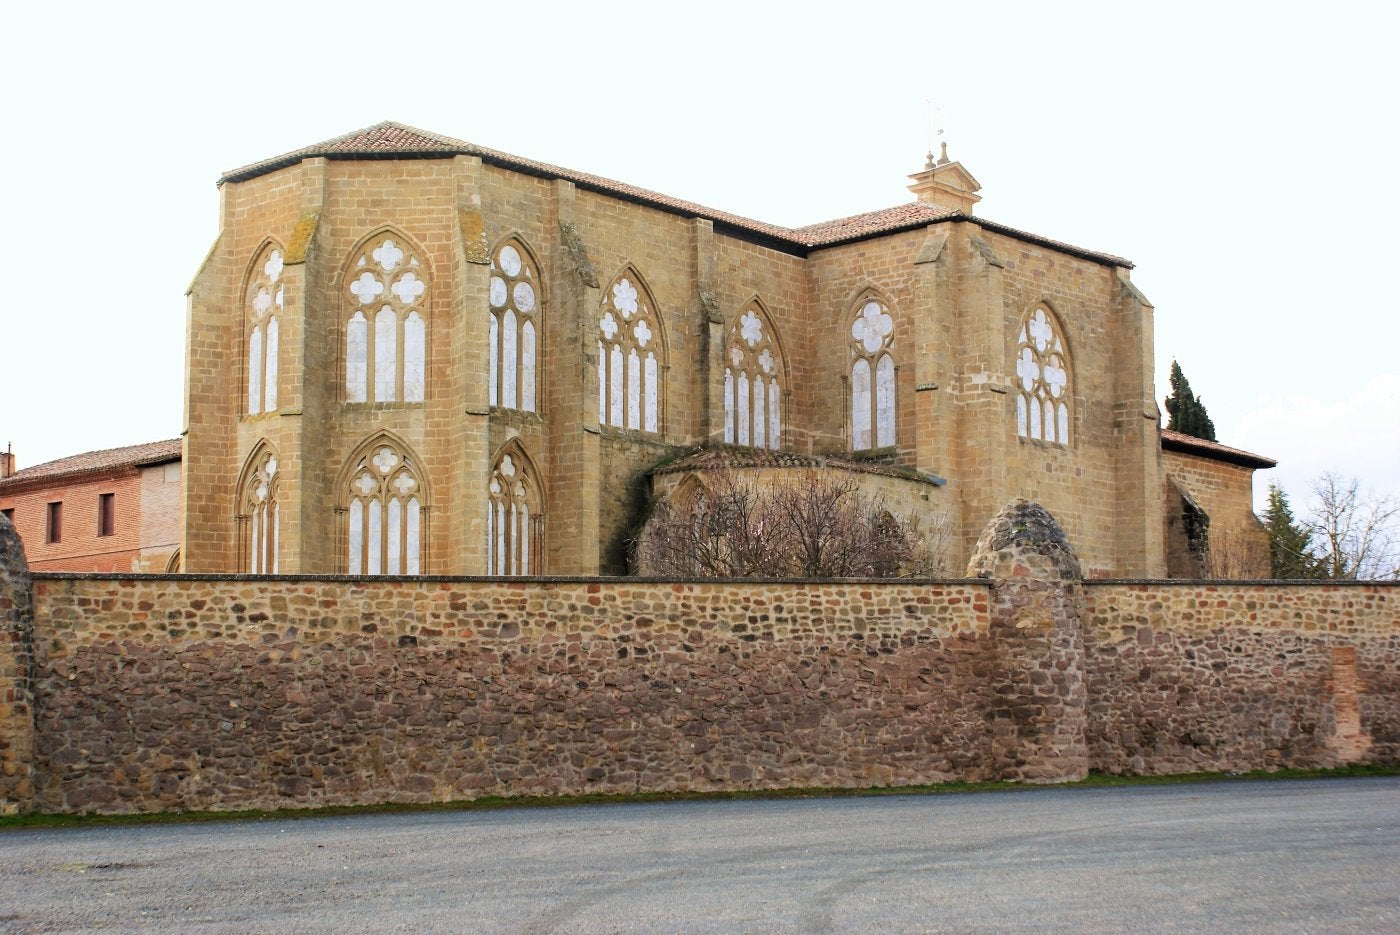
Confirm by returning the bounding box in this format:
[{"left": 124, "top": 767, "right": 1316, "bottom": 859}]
[
  {"left": 1160, "top": 429, "right": 1276, "bottom": 469},
  {"left": 653, "top": 446, "right": 944, "bottom": 486},
  {"left": 0, "top": 438, "right": 182, "bottom": 491},
  {"left": 221, "top": 121, "right": 1132, "bottom": 265}
]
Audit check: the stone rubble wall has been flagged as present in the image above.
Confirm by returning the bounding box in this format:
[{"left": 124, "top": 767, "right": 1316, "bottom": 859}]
[
  {"left": 1082, "top": 581, "right": 1399, "bottom": 773},
  {"left": 0, "top": 515, "right": 35, "bottom": 813},
  {"left": 0, "top": 496, "right": 1395, "bottom": 816},
  {"left": 25, "top": 576, "right": 998, "bottom": 814}
]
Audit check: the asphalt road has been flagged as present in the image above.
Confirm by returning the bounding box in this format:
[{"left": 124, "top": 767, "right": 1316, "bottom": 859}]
[{"left": 1, "top": 777, "right": 1396, "bottom": 933}]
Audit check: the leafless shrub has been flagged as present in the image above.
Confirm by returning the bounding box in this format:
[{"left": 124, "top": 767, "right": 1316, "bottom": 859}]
[{"left": 634, "top": 469, "right": 948, "bottom": 578}]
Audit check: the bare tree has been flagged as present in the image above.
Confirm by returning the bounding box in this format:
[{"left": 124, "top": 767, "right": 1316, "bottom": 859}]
[
  {"left": 634, "top": 469, "right": 947, "bottom": 578},
  {"left": 1306, "top": 473, "right": 1400, "bottom": 580},
  {"left": 1205, "top": 523, "right": 1270, "bottom": 580}
]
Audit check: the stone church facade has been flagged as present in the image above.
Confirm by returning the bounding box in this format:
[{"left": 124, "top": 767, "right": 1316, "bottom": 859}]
[{"left": 182, "top": 121, "right": 1268, "bottom": 578}]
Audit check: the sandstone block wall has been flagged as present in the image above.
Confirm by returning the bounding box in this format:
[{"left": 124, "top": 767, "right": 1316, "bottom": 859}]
[
  {"left": 187, "top": 141, "right": 1189, "bottom": 580},
  {"left": 1162, "top": 449, "right": 1269, "bottom": 578}
]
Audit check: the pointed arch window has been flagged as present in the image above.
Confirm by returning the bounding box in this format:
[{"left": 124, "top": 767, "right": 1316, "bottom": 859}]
[
  {"left": 488, "top": 239, "right": 541, "bottom": 412},
  {"left": 345, "top": 441, "right": 425, "bottom": 575},
  {"left": 345, "top": 235, "right": 428, "bottom": 404},
  {"left": 246, "top": 245, "right": 284, "bottom": 415},
  {"left": 598, "top": 271, "right": 663, "bottom": 433},
  {"left": 850, "top": 297, "right": 896, "bottom": 450},
  {"left": 1015, "top": 306, "right": 1072, "bottom": 445},
  {"left": 487, "top": 447, "right": 543, "bottom": 576},
  {"left": 724, "top": 303, "right": 784, "bottom": 449},
  {"left": 239, "top": 447, "right": 280, "bottom": 574}
]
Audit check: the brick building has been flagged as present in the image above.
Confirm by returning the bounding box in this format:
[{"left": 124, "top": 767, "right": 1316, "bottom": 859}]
[
  {"left": 0, "top": 440, "right": 182, "bottom": 573},
  {"left": 182, "top": 121, "right": 1271, "bottom": 578}
]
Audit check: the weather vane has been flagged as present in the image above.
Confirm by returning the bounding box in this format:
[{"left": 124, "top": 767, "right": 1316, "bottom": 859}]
[{"left": 925, "top": 100, "right": 945, "bottom": 169}]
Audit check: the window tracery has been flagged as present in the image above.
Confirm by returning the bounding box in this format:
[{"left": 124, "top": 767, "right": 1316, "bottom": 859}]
[
  {"left": 345, "top": 235, "right": 428, "bottom": 404},
  {"left": 849, "top": 296, "right": 896, "bottom": 450},
  {"left": 345, "top": 439, "right": 425, "bottom": 575},
  {"left": 598, "top": 271, "right": 662, "bottom": 432},
  {"left": 488, "top": 239, "right": 540, "bottom": 412},
  {"left": 724, "top": 303, "right": 783, "bottom": 449},
  {"left": 487, "top": 446, "right": 542, "bottom": 576},
  {"left": 1015, "top": 306, "right": 1071, "bottom": 445},
  {"left": 239, "top": 447, "right": 279, "bottom": 574},
  {"left": 246, "top": 245, "right": 284, "bottom": 415}
]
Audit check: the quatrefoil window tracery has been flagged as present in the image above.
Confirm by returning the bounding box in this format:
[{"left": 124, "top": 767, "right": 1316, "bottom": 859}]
[
  {"left": 246, "top": 245, "right": 285, "bottom": 415},
  {"left": 724, "top": 304, "right": 783, "bottom": 449},
  {"left": 598, "top": 272, "right": 662, "bottom": 433},
  {"left": 346, "top": 442, "right": 424, "bottom": 575},
  {"left": 345, "top": 236, "right": 427, "bottom": 404},
  {"left": 241, "top": 447, "right": 280, "bottom": 574},
  {"left": 488, "top": 240, "right": 540, "bottom": 412},
  {"left": 1016, "top": 306, "right": 1071, "bottom": 445},
  {"left": 850, "top": 297, "right": 896, "bottom": 451},
  {"left": 488, "top": 448, "right": 542, "bottom": 576}
]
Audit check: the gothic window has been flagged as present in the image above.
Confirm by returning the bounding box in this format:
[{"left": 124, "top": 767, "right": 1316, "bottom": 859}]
[
  {"left": 239, "top": 446, "right": 280, "bottom": 574},
  {"left": 345, "top": 234, "right": 428, "bottom": 404},
  {"left": 724, "top": 303, "right": 784, "bottom": 449},
  {"left": 1015, "top": 305, "right": 1072, "bottom": 445},
  {"left": 598, "top": 270, "right": 663, "bottom": 433},
  {"left": 246, "top": 244, "right": 284, "bottom": 415},
  {"left": 487, "top": 445, "right": 543, "bottom": 576},
  {"left": 345, "top": 439, "right": 425, "bottom": 575},
  {"left": 850, "top": 296, "right": 896, "bottom": 450},
  {"left": 488, "top": 239, "right": 541, "bottom": 412}
]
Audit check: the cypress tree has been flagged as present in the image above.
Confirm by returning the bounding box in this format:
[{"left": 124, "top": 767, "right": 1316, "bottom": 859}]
[
  {"left": 1261, "top": 483, "right": 1319, "bottom": 579},
  {"left": 1165, "top": 360, "right": 1217, "bottom": 441}
]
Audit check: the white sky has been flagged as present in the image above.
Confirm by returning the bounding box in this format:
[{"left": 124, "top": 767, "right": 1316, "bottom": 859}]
[{"left": 2, "top": 0, "right": 1396, "bottom": 519}]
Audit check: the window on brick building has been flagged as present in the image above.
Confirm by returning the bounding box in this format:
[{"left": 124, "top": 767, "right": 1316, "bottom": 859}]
[
  {"left": 487, "top": 443, "right": 543, "bottom": 576},
  {"left": 344, "top": 437, "right": 425, "bottom": 575},
  {"left": 246, "top": 244, "right": 284, "bottom": 415},
  {"left": 849, "top": 295, "right": 896, "bottom": 450},
  {"left": 1015, "top": 305, "right": 1072, "bottom": 445},
  {"left": 239, "top": 447, "right": 280, "bottom": 574},
  {"left": 97, "top": 493, "right": 115, "bottom": 538},
  {"left": 598, "top": 269, "right": 664, "bottom": 433},
  {"left": 488, "top": 239, "right": 541, "bottom": 412},
  {"left": 345, "top": 234, "right": 428, "bottom": 404},
  {"left": 724, "top": 302, "right": 784, "bottom": 449},
  {"left": 46, "top": 501, "right": 62, "bottom": 543}
]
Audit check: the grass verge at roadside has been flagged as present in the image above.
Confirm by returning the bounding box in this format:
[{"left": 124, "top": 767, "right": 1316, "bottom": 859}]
[{"left": 3, "top": 763, "right": 1396, "bottom": 831}]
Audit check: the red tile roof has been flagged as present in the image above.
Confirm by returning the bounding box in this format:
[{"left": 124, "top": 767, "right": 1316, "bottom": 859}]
[
  {"left": 1160, "top": 429, "right": 1276, "bottom": 469},
  {"left": 221, "top": 121, "right": 1132, "bottom": 265},
  {"left": 0, "top": 439, "right": 182, "bottom": 490}
]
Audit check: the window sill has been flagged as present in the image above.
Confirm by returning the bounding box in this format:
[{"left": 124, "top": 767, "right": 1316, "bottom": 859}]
[{"left": 1017, "top": 435, "right": 1073, "bottom": 451}]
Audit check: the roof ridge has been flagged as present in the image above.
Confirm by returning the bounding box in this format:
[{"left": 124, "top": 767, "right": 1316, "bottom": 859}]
[
  {"left": 0, "top": 438, "right": 183, "bottom": 488},
  {"left": 217, "top": 122, "right": 1133, "bottom": 266}
]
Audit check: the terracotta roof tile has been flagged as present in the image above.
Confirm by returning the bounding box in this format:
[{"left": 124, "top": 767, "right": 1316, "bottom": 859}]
[
  {"left": 793, "top": 202, "right": 960, "bottom": 244},
  {"left": 1160, "top": 429, "right": 1276, "bottom": 469},
  {"left": 220, "top": 121, "right": 1132, "bottom": 266},
  {"left": 0, "top": 438, "right": 182, "bottom": 490}
]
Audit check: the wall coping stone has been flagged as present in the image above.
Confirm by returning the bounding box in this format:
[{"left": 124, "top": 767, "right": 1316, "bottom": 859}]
[
  {"left": 30, "top": 572, "right": 988, "bottom": 586},
  {"left": 1085, "top": 578, "right": 1400, "bottom": 588}
]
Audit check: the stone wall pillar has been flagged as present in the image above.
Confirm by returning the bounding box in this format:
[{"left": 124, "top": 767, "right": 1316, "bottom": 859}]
[
  {"left": 968, "top": 499, "right": 1088, "bottom": 782},
  {"left": 0, "top": 513, "right": 35, "bottom": 813}
]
